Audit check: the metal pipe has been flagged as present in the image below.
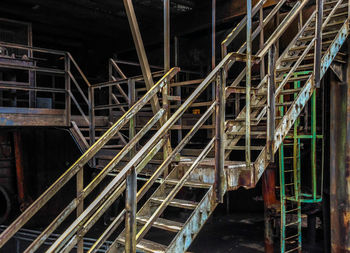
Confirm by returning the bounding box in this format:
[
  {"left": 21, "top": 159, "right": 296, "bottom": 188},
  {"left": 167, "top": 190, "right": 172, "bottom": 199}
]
[{"left": 212, "top": 0, "right": 216, "bottom": 70}]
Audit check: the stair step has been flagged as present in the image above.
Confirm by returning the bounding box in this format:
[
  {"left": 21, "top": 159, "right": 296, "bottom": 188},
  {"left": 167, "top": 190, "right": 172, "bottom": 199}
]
[
  {"left": 276, "top": 75, "right": 310, "bottom": 83},
  {"left": 227, "top": 131, "right": 266, "bottom": 136},
  {"left": 150, "top": 197, "right": 198, "bottom": 210},
  {"left": 289, "top": 40, "right": 332, "bottom": 52},
  {"left": 165, "top": 178, "right": 212, "bottom": 189},
  {"left": 103, "top": 145, "right": 123, "bottom": 149},
  {"left": 299, "top": 30, "right": 339, "bottom": 42},
  {"left": 305, "top": 20, "right": 345, "bottom": 32},
  {"left": 276, "top": 64, "right": 314, "bottom": 73},
  {"left": 137, "top": 215, "right": 183, "bottom": 232},
  {"left": 279, "top": 88, "right": 303, "bottom": 95},
  {"left": 229, "top": 146, "right": 265, "bottom": 151},
  {"left": 117, "top": 236, "right": 167, "bottom": 253}
]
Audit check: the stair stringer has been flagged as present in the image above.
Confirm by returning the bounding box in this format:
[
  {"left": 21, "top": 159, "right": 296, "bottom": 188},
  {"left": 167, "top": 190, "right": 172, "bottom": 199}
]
[
  {"left": 166, "top": 186, "right": 217, "bottom": 253},
  {"left": 254, "top": 19, "right": 349, "bottom": 183}
]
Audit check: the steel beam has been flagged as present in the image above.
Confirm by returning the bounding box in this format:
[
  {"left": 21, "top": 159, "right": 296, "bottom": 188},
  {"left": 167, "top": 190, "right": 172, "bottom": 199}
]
[
  {"left": 329, "top": 46, "right": 350, "bottom": 252},
  {"left": 164, "top": 0, "right": 170, "bottom": 72},
  {"left": 123, "top": 0, "right": 162, "bottom": 121}
]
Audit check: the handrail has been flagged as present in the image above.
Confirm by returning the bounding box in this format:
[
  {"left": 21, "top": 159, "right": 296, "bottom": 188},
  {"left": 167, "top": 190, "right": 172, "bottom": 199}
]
[
  {"left": 221, "top": 0, "right": 267, "bottom": 54},
  {"left": 0, "top": 67, "right": 180, "bottom": 249},
  {"left": 0, "top": 41, "right": 66, "bottom": 55},
  {"left": 45, "top": 53, "right": 233, "bottom": 252}
]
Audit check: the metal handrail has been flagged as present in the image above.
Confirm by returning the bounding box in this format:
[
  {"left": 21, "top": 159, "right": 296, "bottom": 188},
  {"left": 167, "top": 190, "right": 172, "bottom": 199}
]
[
  {"left": 45, "top": 53, "right": 234, "bottom": 252},
  {"left": 0, "top": 67, "right": 180, "bottom": 249}
]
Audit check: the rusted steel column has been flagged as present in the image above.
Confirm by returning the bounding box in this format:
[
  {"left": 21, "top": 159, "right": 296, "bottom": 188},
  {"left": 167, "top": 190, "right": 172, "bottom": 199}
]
[
  {"left": 76, "top": 166, "right": 84, "bottom": 253},
  {"left": 65, "top": 54, "right": 71, "bottom": 125},
  {"left": 330, "top": 69, "right": 350, "bottom": 252},
  {"left": 262, "top": 164, "right": 278, "bottom": 253},
  {"left": 214, "top": 69, "right": 225, "bottom": 203},
  {"left": 314, "top": 0, "right": 323, "bottom": 88},
  {"left": 211, "top": 0, "right": 216, "bottom": 70},
  {"left": 267, "top": 45, "right": 276, "bottom": 161},
  {"left": 123, "top": 0, "right": 162, "bottom": 120},
  {"left": 246, "top": 0, "right": 252, "bottom": 170},
  {"left": 13, "top": 131, "right": 25, "bottom": 210}
]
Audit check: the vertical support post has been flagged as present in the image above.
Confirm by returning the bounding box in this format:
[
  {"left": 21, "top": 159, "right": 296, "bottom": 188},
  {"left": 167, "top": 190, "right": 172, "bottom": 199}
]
[
  {"left": 211, "top": 0, "right": 216, "bottom": 70},
  {"left": 28, "top": 23, "right": 35, "bottom": 108},
  {"left": 128, "top": 79, "right": 136, "bottom": 157},
  {"left": 314, "top": 0, "right": 323, "bottom": 88},
  {"left": 164, "top": 0, "right": 170, "bottom": 72},
  {"left": 174, "top": 36, "right": 182, "bottom": 144},
  {"left": 262, "top": 164, "right": 277, "bottom": 253},
  {"left": 65, "top": 54, "right": 71, "bottom": 126},
  {"left": 267, "top": 45, "right": 276, "bottom": 161},
  {"left": 108, "top": 61, "right": 113, "bottom": 121},
  {"left": 259, "top": 6, "right": 265, "bottom": 78},
  {"left": 329, "top": 45, "right": 350, "bottom": 252},
  {"left": 162, "top": 77, "right": 170, "bottom": 177},
  {"left": 89, "top": 86, "right": 96, "bottom": 167},
  {"left": 214, "top": 69, "right": 225, "bottom": 203},
  {"left": 211, "top": 0, "right": 217, "bottom": 138},
  {"left": 76, "top": 166, "right": 84, "bottom": 253},
  {"left": 246, "top": 0, "right": 252, "bottom": 171},
  {"left": 13, "top": 131, "right": 25, "bottom": 209},
  {"left": 125, "top": 79, "right": 137, "bottom": 253}
]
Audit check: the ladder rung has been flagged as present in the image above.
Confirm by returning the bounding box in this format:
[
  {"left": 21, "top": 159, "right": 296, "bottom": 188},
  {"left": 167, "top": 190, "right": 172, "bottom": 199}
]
[
  {"left": 285, "top": 233, "right": 301, "bottom": 241},
  {"left": 285, "top": 246, "right": 302, "bottom": 253},
  {"left": 286, "top": 207, "right": 301, "bottom": 213},
  {"left": 286, "top": 221, "right": 300, "bottom": 227}
]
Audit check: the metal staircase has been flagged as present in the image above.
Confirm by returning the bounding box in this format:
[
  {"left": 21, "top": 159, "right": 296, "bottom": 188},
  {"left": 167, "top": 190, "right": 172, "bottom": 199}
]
[{"left": 0, "top": 0, "right": 349, "bottom": 252}]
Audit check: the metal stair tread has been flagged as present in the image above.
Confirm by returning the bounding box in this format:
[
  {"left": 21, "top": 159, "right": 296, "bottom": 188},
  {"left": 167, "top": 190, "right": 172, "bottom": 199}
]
[
  {"left": 117, "top": 236, "right": 167, "bottom": 253},
  {"left": 150, "top": 196, "right": 198, "bottom": 210},
  {"left": 165, "top": 178, "right": 212, "bottom": 189},
  {"left": 137, "top": 215, "right": 183, "bottom": 232}
]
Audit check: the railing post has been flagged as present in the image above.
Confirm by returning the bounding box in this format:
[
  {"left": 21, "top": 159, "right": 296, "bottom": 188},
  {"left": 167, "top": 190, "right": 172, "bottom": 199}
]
[
  {"left": 314, "top": 0, "right": 323, "bottom": 88},
  {"left": 246, "top": 0, "right": 252, "bottom": 170},
  {"left": 65, "top": 53, "right": 71, "bottom": 126},
  {"left": 214, "top": 69, "right": 225, "bottom": 203},
  {"left": 88, "top": 86, "right": 96, "bottom": 166},
  {"left": 125, "top": 78, "right": 137, "bottom": 253},
  {"left": 267, "top": 45, "right": 276, "bottom": 162},
  {"left": 162, "top": 77, "right": 171, "bottom": 177}
]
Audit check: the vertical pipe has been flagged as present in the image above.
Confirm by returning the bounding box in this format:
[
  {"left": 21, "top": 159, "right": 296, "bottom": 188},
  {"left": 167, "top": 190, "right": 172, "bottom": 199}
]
[
  {"left": 164, "top": 0, "right": 170, "bottom": 72},
  {"left": 28, "top": 23, "right": 35, "bottom": 108},
  {"left": 246, "top": 0, "right": 252, "bottom": 171},
  {"left": 311, "top": 91, "right": 317, "bottom": 201},
  {"left": 214, "top": 70, "right": 225, "bottom": 203},
  {"left": 65, "top": 54, "right": 71, "bottom": 126},
  {"left": 108, "top": 62, "right": 113, "bottom": 121},
  {"left": 267, "top": 45, "right": 276, "bottom": 162},
  {"left": 125, "top": 79, "right": 137, "bottom": 253},
  {"left": 314, "top": 0, "right": 323, "bottom": 88}
]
